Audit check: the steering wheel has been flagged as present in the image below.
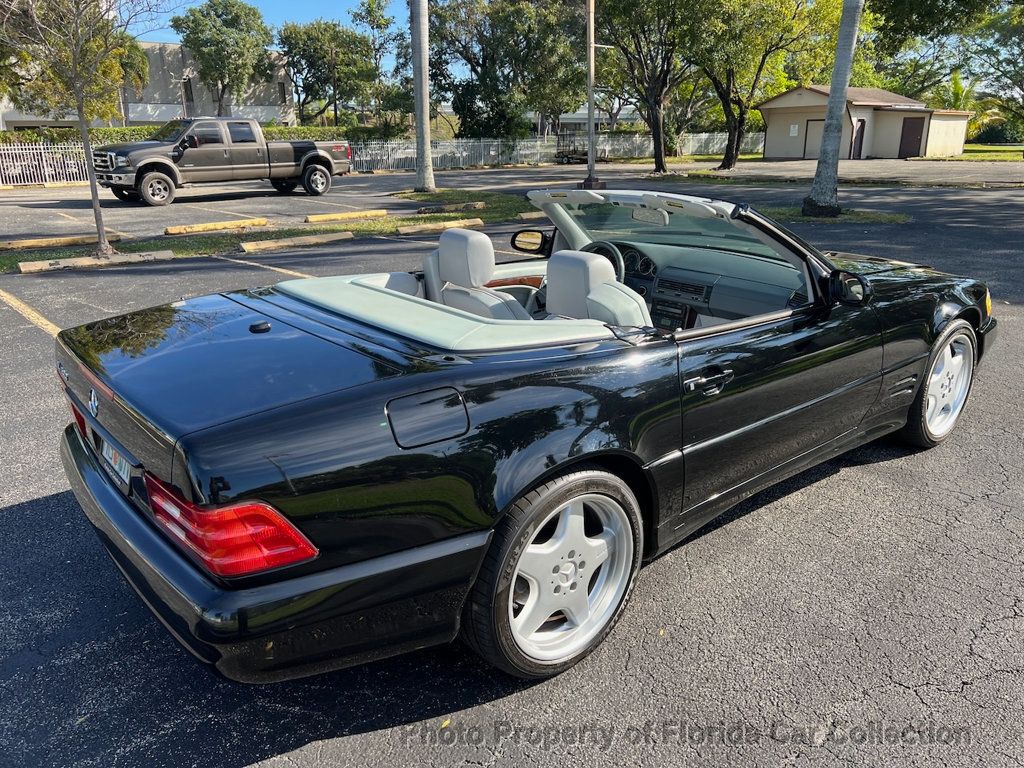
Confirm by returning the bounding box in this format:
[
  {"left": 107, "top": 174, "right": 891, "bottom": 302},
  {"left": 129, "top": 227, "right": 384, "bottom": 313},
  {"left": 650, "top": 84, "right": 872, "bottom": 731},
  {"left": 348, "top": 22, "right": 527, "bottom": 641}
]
[{"left": 581, "top": 240, "right": 626, "bottom": 283}]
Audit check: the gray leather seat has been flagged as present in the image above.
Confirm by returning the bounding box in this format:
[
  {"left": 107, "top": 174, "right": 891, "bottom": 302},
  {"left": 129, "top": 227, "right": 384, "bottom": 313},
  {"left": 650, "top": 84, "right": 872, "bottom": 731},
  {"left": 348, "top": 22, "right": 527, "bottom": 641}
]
[
  {"left": 545, "top": 250, "right": 652, "bottom": 327},
  {"left": 423, "top": 229, "right": 530, "bottom": 320}
]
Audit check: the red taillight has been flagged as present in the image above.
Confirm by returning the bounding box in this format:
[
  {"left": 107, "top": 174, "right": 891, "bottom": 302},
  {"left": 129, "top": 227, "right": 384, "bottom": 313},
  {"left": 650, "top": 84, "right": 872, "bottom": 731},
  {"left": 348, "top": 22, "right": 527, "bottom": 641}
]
[
  {"left": 68, "top": 399, "right": 87, "bottom": 437},
  {"left": 144, "top": 473, "right": 318, "bottom": 578},
  {"left": 346, "top": 144, "right": 352, "bottom": 161}
]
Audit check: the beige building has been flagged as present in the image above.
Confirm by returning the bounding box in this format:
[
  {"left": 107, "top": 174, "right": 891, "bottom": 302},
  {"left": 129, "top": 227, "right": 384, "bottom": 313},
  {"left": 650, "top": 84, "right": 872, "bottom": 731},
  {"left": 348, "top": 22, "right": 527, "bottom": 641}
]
[
  {"left": 0, "top": 41, "right": 296, "bottom": 130},
  {"left": 757, "top": 85, "right": 970, "bottom": 160}
]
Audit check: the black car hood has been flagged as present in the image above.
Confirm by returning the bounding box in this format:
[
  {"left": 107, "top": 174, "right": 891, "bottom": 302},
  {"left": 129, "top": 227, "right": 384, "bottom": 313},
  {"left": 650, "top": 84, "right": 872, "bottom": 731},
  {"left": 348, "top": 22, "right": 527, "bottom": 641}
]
[{"left": 825, "top": 252, "right": 929, "bottom": 275}]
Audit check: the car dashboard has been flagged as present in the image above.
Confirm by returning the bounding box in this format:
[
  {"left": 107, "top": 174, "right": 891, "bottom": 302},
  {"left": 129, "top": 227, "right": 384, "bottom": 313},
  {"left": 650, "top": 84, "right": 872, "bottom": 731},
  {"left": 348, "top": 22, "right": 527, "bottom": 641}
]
[{"left": 592, "top": 241, "right": 809, "bottom": 332}]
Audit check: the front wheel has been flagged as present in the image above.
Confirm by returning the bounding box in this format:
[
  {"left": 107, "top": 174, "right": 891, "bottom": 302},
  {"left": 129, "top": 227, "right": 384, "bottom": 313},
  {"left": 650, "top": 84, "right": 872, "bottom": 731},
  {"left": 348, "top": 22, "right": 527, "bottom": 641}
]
[
  {"left": 900, "top": 319, "right": 977, "bottom": 448},
  {"left": 301, "top": 164, "right": 331, "bottom": 196},
  {"left": 461, "top": 466, "right": 643, "bottom": 678},
  {"left": 138, "top": 172, "right": 175, "bottom": 206},
  {"left": 111, "top": 187, "right": 140, "bottom": 203}
]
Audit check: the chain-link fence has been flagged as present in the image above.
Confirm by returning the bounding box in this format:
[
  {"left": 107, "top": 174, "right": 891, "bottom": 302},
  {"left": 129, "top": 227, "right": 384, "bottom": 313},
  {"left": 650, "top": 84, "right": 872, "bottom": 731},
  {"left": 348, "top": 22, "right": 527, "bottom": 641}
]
[{"left": 0, "top": 132, "right": 765, "bottom": 185}]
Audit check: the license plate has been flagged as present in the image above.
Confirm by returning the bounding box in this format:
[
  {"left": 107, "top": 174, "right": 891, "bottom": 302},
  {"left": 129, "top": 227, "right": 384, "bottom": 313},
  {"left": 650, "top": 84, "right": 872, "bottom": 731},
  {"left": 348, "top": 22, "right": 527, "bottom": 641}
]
[{"left": 101, "top": 440, "right": 132, "bottom": 486}]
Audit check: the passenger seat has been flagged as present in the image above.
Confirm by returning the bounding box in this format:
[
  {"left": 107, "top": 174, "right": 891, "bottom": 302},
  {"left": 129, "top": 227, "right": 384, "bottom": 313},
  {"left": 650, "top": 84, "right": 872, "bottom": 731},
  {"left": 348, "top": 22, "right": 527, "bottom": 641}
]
[{"left": 423, "top": 229, "right": 530, "bottom": 320}]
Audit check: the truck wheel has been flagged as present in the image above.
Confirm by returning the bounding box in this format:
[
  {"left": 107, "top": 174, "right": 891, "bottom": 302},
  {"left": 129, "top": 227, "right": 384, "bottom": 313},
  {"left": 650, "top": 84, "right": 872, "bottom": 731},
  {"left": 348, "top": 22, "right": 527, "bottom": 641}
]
[
  {"left": 460, "top": 466, "right": 643, "bottom": 678},
  {"left": 302, "top": 164, "right": 331, "bottom": 196},
  {"left": 271, "top": 180, "right": 298, "bottom": 194},
  {"left": 139, "top": 172, "right": 175, "bottom": 206},
  {"left": 111, "top": 187, "right": 140, "bottom": 203}
]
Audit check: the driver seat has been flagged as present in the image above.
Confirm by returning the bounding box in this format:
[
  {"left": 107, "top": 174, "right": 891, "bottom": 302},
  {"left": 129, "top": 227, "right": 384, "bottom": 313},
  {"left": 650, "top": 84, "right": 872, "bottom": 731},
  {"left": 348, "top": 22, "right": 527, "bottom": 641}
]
[{"left": 544, "top": 250, "right": 652, "bottom": 327}]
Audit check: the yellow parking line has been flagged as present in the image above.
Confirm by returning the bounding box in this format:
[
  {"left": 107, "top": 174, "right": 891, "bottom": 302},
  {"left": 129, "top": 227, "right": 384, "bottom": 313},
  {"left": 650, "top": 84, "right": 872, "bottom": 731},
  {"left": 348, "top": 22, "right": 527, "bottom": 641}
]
[
  {"left": 0, "top": 288, "right": 60, "bottom": 337},
  {"left": 209, "top": 254, "right": 313, "bottom": 279}
]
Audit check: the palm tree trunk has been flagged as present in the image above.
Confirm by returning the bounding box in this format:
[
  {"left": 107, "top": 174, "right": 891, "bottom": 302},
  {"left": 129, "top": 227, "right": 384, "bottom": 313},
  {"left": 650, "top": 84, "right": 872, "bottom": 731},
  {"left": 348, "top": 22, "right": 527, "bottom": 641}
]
[
  {"left": 803, "top": 0, "right": 865, "bottom": 217},
  {"left": 410, "top": 0, "right": 435, "bottom": 192}
]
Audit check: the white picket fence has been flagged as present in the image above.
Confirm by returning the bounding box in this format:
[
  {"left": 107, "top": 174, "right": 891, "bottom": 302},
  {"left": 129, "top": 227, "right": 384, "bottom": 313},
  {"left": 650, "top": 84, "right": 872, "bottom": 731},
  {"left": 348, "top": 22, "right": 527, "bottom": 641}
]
[
  {"left": 0, "top": 142, "right": 90, "bottom": 186},
  {"left": 0, "top": 132, "right": 765, "bottom": 185}
]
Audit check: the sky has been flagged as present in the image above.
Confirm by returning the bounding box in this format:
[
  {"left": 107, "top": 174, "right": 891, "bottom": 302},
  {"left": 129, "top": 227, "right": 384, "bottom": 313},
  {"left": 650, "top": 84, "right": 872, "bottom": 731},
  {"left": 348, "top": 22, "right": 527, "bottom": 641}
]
[{"left": 137, "top": 0, "right": 409, "bottom": 43}]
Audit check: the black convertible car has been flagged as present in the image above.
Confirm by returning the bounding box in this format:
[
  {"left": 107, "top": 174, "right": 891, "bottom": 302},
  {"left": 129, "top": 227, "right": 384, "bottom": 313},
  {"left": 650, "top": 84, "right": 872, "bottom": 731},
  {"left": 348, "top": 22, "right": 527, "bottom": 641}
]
[{"left": 58, "top": 189, "right": 997, "bottom": 682}]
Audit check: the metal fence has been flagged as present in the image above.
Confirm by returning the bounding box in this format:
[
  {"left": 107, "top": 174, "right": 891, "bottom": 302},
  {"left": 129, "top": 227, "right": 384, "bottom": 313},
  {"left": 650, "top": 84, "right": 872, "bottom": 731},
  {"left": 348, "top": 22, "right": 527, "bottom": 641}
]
[
  {"left": 0, "top": 132, "right": 766, "bottom": 185},
  {"left": 0, "top": 142, "right": 89, "bottom": 186}
]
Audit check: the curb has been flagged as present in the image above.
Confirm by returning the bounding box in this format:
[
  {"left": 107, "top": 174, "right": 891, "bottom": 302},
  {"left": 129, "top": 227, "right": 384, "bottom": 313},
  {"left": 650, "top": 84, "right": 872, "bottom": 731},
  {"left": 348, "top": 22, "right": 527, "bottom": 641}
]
[
  {"left": 165, "top": 218, "right": 269, "bottom": 235},
  {"left": 396, "top": 217, "right": 485, "bottom": 235},
  {"left": 240, "top": 231, "right": 354, "bottom": 253},
  {"left": 516, "top": 211, "right": 547, "bottom": 221},
  {"left": 415, "top": 201, "right": 486, "bottom": 214},
  {"left": 18, "top": 249, "right": 174, "bottom": 273},
  {"left": 1, "top": 232, "right": 122, "bottom": 250},
  {"left": 304, "top": 209, "right": 387, "bottom": 224},
  {"left": 684, "top": 171, "right": 1024, "bottom": 189}
]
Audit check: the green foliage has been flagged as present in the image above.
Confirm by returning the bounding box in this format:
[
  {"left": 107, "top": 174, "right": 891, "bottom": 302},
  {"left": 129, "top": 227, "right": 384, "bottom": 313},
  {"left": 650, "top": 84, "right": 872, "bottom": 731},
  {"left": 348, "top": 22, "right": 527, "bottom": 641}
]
[
  {"left": 972, "top": 120, "right": 1024, "bottom": 145},
  {"left": 928, "top": 69, "right": 1003, "bottom": 139},
  {"left": 973, "top": 8, "right": 1024, "bottom": 126},
  {"left": 868, "top": 0, "right": 997, "bottom": 52},
  {"left": 277, "top": 20, "right": 375, "bottom": 124},
  {"left": 431, "top": 0, "right": 579, "bottom": 140},
  {"left": 171, "top": 0, "right": 273, "bottom": 116}
]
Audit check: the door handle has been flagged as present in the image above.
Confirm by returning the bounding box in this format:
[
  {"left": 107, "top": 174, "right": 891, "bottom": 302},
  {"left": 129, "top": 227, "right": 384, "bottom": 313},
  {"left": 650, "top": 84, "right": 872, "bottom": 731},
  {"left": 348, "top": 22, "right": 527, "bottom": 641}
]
[
  {"left": 683, "top": 368, "right": 734, "bottom": 396},
  {"left": 223, "top": 149, "right": 229, "bottom": 158}
]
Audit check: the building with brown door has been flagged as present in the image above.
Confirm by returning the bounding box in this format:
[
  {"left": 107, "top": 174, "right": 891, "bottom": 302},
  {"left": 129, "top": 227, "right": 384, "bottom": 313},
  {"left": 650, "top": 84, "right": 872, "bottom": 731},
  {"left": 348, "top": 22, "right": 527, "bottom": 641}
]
[{"left": 757, "top": 85, "right": 970, "bottom": 160}]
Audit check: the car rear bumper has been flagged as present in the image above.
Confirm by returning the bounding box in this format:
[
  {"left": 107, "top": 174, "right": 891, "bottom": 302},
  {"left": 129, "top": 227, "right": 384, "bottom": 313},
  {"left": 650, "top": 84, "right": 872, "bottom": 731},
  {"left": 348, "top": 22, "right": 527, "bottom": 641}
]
[
  {"left": 977, "top": 315, "right": 997, "bottom": 364},
  {"left": 60, "top": 424, "right": 491, "bottom": 683}
]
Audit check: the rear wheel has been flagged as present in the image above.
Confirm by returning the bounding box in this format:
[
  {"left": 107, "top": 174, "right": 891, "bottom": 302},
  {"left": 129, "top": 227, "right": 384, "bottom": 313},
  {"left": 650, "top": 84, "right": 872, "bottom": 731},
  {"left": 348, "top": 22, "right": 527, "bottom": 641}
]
[
  {"left": 461, "top": 466, "right": 643, "bottom": 678},
  {"left": 111, "top": 187, "right": 140, "bottom": 203},
  {"left": 271, "top": 180, "right": 298, "bottom": 194},
  {"left": 301, "top": 164, "right": 331, "bottom": 196},
  {"left": 139, "top": 172, "right": 175, "bottom": 206},
  {"left": 900, "top": 319, "right": 977, "bottom": 448}
]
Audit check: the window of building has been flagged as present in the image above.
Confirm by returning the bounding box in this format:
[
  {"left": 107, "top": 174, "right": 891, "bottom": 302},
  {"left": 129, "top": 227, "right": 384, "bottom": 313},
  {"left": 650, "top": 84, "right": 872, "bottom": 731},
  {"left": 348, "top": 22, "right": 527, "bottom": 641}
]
[
  {"left": 191, "top": 122, "right": 223, "bottom": 146},
  {"left": 278, "top": 82, "right": 287, "bottom": 105},
  {"left": 228, "top": 121, "right": 257, "bottom": 143}
]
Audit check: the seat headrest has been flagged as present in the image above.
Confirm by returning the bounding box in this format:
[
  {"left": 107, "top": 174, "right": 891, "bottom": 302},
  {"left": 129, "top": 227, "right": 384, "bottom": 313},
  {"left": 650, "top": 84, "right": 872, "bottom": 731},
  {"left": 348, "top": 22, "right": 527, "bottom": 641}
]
[
  {"left": 545, "top": 250, "right": 616, "bottom": 319},
  {"left": 438, "top": 229, "right": 495, "bottom": 288}
]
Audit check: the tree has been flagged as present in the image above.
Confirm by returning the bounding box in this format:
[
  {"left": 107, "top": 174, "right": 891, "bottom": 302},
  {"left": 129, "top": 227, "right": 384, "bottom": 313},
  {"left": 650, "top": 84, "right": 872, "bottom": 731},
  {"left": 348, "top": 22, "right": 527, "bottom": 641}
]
[
  {"left": 869, "top": 0, "right": 998, "bottom": 50},
  {"left": 170, "top": 0, "right": 272, "bottom": 117},
  {"left": 410, "top": 0, "right": 435, "bottom": 191},
  {"left": 803, "top": 0, "right": 864, "bottom": 217},
  {"left": 351, "top": 0, "right": 400, "bottom": 119},
  {"left": 600, "top": 0, "right": 690, "bottom": 172},
  {"left": 972, "top": 8, "right": 1024, "bottom": 126},
  {"left": 277, "top": 20, "right": 373, "bottom": 124},
  {"left": 0, "top": 0, "right": 166, "bottom": 256},
  {"left": 115, "top": 33, "right": 149, "bottom": 126},
  {"left": 929, "top": 69, "right": 1003, "bottom": 138},
  {"left": 688, "top": 0, "right": 840, "bottom": 171}
]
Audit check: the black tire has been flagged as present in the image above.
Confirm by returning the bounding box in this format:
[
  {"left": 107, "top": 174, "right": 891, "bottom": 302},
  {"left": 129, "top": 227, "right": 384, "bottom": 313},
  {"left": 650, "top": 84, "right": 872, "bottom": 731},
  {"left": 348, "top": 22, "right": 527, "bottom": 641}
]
[
  {"left": 271, "top": 180, "right": 298, "bottom": 194},
  {"left": 138, "top": 171, "right": 175, "bottom": 206},
  {"left": 111, "top": 187, "right": 140, "bottom": 202},
  {"left": 899, "top": 318, "right": 977, "bottom": 449},
  {"left": 461, "top": 466, "right": 643, "bottom": 678},
  {"left": 301, "top": 164, "right": 331, "bottom": 196}
]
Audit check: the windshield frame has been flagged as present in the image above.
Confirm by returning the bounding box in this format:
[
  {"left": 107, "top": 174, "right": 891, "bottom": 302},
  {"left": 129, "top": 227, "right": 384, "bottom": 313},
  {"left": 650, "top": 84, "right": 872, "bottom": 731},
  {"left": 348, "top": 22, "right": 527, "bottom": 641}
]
[{"left": 147, "top": 119, "right": 192, "bottom": 143}]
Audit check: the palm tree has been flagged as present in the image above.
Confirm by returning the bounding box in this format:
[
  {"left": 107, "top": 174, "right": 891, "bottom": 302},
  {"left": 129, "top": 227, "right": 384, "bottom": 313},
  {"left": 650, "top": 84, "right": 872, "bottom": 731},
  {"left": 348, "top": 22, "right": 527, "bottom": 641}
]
[
  {"left": 930, "top": 70, "right": 1004, "bottom": 139},
  {"left": 410, "top": 0, "right": 436, "bottom": 192},
  {"left": 802, "top": 0, "right": 864, "bottom": 218}
]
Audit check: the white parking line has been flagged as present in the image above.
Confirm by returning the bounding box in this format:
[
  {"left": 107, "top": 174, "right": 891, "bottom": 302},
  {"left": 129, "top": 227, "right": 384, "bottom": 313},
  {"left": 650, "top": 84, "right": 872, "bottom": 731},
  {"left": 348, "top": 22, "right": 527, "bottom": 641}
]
[
  {"left": 209, "top": 254, "right": 313, "bottom": 278},
  {"left": 300, "top": 197, "right": 360, "bottom": 210},
  {"left": 190, "top": 205, "right": 264, "bottom": 220}
]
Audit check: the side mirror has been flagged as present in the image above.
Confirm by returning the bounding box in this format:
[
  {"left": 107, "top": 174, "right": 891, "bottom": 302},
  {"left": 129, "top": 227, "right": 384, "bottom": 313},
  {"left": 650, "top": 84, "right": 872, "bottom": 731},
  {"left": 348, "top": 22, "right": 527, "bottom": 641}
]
[
  {"left": 511, "top": 228, "right": 550, "bottom": 255},
  {"left": 182, "top": 135, "right": 198, "bottom": 150},
  {"left": 829, "top": 269, "right": 872, "bottom": 306}
]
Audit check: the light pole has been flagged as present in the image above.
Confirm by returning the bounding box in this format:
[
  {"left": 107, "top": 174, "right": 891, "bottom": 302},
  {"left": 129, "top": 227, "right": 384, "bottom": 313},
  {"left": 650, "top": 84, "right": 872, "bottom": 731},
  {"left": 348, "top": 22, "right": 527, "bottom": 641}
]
[{"left": 578, "top": 0, "right": 607, "bottom": 190}]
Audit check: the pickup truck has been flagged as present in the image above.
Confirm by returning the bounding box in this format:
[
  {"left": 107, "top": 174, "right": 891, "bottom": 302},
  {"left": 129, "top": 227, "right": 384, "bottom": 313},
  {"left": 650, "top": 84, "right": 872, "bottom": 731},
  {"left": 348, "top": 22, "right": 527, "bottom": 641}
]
[{"left": 91, "top": 117, "right": 352, "bottom": 206}]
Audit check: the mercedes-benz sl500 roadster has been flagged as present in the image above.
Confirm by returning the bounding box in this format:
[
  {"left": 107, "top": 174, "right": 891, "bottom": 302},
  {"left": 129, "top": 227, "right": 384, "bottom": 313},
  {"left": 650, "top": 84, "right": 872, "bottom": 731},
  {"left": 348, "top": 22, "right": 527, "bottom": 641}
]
[{"left": 58, "top": 189, "right": 997, "bottom": 682}]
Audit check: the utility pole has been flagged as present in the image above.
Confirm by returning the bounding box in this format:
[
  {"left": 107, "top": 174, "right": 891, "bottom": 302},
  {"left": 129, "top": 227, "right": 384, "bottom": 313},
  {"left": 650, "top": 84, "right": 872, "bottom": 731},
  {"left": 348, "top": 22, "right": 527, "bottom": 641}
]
[
  {"left": 411, "top": 0, "right": 436, "bottom": 191},
  {"left": 578, "top": 0, "right": 605, "bottom": 190}
]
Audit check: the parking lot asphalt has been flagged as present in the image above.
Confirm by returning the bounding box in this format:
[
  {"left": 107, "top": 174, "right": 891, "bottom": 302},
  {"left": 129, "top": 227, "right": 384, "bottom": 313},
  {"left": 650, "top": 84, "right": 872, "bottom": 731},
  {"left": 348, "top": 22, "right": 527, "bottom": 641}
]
[{"left": 0, "top": 171, "right": 1022, "bottom": 768}]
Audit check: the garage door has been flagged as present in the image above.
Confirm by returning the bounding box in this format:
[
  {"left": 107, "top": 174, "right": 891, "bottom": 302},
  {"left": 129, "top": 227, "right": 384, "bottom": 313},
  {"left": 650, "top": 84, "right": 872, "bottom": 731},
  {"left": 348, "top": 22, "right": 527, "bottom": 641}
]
[{"left": 803, "top": 120, "right": 824, "bottom": 159}]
